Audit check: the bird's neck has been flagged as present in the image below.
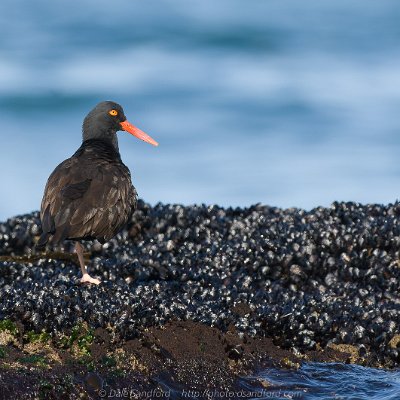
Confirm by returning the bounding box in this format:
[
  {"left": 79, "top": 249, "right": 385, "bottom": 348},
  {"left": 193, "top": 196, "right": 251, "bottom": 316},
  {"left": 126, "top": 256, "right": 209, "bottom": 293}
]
[
  {"left": 77, "top": 138, "right": 122, "bottom": 162},
  {"left": 82, "top": 128, "right": 119, "bottom": 152}
]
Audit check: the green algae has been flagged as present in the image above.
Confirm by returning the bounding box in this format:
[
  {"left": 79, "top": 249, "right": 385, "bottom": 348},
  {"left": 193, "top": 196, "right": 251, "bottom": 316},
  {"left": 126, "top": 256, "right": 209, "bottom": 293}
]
[{"left": 0, "top": 319, "right": 18, "bottom": 336}]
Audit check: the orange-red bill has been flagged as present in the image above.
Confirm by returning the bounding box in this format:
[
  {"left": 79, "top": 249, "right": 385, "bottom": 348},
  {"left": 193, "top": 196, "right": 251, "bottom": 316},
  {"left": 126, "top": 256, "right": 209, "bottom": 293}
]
[{"left": 120, "top": 120, "right": 159, "bottom": 147}]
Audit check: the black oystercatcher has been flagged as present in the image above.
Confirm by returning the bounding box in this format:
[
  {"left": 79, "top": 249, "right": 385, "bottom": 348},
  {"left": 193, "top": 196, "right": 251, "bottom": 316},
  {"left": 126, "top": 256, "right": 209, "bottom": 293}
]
[{"left": 37, "top": 101, "right": 158, "bottom": 284}]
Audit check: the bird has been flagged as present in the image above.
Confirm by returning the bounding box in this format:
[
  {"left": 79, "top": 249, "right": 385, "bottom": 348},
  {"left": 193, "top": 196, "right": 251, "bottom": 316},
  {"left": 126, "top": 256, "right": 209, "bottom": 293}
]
[{"left": 37, "top": 101, "right": 158, "bottom": 284}]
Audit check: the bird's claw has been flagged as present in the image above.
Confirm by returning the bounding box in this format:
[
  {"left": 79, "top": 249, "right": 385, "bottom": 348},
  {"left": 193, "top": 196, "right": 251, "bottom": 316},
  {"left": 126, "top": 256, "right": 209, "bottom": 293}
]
[{"left": 80, "top": 273, "right": 101, "bottom": 285}]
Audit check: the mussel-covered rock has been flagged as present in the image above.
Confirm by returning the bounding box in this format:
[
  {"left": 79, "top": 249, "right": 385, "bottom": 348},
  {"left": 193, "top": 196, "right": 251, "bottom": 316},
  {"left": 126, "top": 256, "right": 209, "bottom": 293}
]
[{"left": 1, "top": 200, "right": 400, "bottom": 366}]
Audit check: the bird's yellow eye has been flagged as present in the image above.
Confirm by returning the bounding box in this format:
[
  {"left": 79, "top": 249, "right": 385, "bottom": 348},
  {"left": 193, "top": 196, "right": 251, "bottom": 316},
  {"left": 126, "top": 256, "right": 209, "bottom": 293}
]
[{"left": 109, "top": 109, "right": 118, "bottom": 116}]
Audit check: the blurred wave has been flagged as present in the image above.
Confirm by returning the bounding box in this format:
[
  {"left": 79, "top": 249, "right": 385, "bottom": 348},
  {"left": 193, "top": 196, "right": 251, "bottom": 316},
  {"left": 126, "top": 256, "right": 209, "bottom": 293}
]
[
  {"left": 1, "top": 0, "right": 400, "bottom": 219},
  {"left": 241, "top": 362, "right": 400, "bottom": 400}
]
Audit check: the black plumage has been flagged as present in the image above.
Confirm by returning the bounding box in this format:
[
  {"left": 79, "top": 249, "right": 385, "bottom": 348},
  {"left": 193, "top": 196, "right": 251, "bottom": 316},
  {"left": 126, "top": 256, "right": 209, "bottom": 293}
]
[
  {"left": 37, "top": 101, "right": 158, "bottom": 284},
  {"left": 38, "top": 139, "right": 137, "bottom": 247}
]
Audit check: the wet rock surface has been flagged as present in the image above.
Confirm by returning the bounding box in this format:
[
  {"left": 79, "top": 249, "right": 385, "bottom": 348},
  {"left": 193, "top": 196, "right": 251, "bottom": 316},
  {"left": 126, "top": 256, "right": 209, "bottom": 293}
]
[
  {"left": 0, "top": 318, "right": 349, "bottom": 399},
  {"left": 1, "top": 200, "right": 400, "bottom": 378}
]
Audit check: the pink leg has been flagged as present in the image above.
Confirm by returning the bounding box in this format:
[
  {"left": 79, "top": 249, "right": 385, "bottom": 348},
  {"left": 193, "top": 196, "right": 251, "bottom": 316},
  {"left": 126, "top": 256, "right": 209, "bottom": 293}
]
[{"left": 75, "top": 242, "right": 100, "bottom": 285}]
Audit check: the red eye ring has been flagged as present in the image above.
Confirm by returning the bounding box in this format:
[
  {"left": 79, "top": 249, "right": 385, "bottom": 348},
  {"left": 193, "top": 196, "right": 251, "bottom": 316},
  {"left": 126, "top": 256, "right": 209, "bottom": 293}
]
[{"left": 109, "top": 109, "right": 118, "bottom": 116}]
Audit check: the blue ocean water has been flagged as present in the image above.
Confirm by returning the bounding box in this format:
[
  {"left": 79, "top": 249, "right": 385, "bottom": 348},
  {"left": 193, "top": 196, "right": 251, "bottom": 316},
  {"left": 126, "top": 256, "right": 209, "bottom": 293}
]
[
  {"left": 159, "top": 362, "right": 400, "bottom": 399},
  {"left": 1, "top": 1, "right": 400, "bottom": 220},
  {"left": 245, "top": 363, "right": 400, "bottom": 400}
]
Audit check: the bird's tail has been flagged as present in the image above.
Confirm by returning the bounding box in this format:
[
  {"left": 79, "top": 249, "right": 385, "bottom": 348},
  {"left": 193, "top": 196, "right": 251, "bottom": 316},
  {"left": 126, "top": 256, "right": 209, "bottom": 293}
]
[{"left": 36, "top": 232, "right": 50, "bottom": 251}]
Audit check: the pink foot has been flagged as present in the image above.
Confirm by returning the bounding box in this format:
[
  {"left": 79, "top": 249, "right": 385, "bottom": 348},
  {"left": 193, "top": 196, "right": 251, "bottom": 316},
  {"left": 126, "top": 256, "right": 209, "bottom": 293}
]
[{"left": 80, "top": 273, "right": 101, "bottom": 285}]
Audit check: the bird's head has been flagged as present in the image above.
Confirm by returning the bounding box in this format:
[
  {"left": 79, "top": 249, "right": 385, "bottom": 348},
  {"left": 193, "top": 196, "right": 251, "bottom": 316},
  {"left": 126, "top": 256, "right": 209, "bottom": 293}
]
[{"left": 82, "top": 101, "right": 158, "bottom": 147}]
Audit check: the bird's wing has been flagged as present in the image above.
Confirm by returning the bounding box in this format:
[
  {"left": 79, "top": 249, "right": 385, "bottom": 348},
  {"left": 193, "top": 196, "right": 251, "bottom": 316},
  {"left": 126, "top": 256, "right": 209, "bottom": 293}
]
[
  {"left": 40, "top": 157, "right": 84, "bottom": 234},
  {"left": 40, "top": 156, "right": 136, "bottom": 244}
]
